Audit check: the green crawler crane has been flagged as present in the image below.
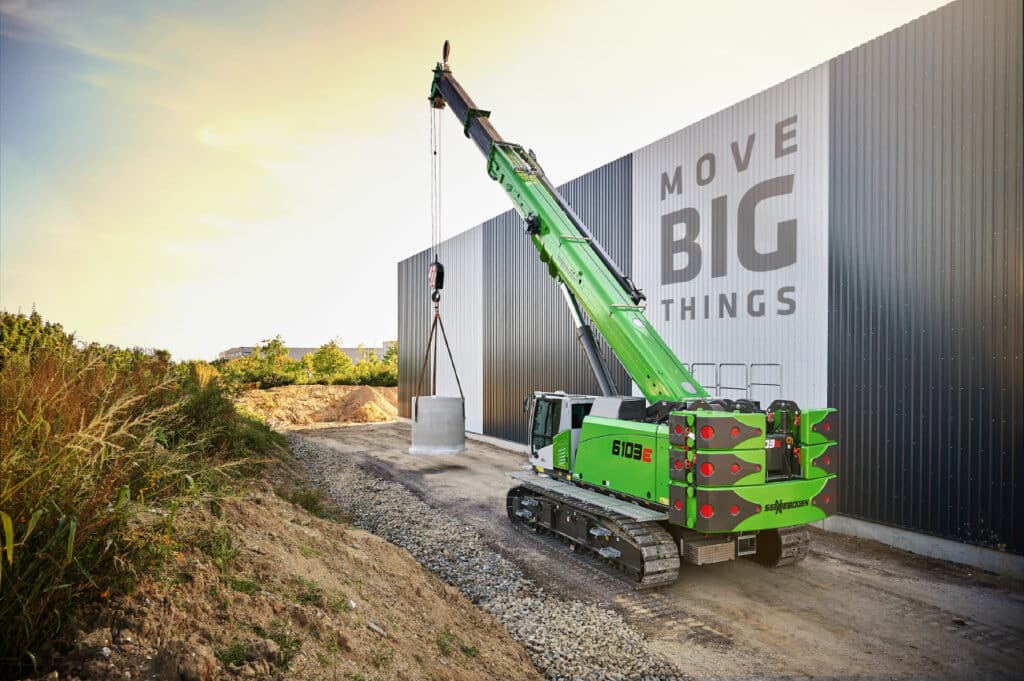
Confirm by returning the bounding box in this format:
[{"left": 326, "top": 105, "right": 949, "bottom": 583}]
[{"left": 429, "top": 42, "right": 838, "bottom": 587}]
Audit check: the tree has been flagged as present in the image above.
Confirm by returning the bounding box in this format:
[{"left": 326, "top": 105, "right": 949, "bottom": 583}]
[
  {"left": 311, "top": 341, "right": 352, "bottom": 381},
  {"left": 256, "top": 336, "right": 289, "bottom": 364},
  {"left": 249, "top": 336, "right": 297, "bottom": 388}
]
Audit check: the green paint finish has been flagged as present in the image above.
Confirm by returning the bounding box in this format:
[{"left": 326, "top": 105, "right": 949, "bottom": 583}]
[
  {"left": 686, "top": 491, "right": 697, "bottom": 525},
  {"left": 552, "top": 429, "right": 572, "bottom": 470},
  {"left": 656, "top": 432, "right": 673, "bottom": 504},
  {"left": 574, "top": 417, "right": 661, "bottom": 502},
  {"left": 485, "top": 143, "right": 709, "bottom": 404},
  {"left": 799, "top": 408, "right": 837, "bottom": 445},
  {"left": 803, "top": 441, "right": 838, "bottom": 478},
  {"left": 728, "top": 476, "right": 835, "bottom": 531}
]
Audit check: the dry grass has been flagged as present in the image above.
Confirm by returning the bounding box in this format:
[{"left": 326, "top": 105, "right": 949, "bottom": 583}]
[{"left": 0, "top": 312, "right": 285, "bottom": 675}]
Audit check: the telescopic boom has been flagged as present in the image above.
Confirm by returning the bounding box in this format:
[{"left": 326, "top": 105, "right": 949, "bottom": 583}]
[{"left": 429, "top": 45, "right": 709, "bottom": 403}]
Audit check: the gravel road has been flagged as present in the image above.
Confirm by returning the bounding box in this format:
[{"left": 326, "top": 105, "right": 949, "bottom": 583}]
[{"left": 291, "top": 422, "right": 1023, "bottom": 681}]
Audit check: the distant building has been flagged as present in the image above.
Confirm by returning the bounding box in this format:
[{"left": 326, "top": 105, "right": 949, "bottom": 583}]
[
  {"left": 218, "top": 346, "right": 254, "bottom": 360},
  {"left": 218, "top": 341, "right": 396, "bottom": 363},
  {"left": 285, "top": 347, "right": 320, "bottom": 362}
]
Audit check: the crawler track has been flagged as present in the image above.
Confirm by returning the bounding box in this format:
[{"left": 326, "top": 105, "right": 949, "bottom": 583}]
[
  {"left": 754, "top": 527, "right": 811, "bottom": 567},
  {"left": 507, "top": 484, "right": 679, "bottom": 589}
]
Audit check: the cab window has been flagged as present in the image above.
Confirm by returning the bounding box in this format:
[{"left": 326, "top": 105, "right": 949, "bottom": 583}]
[
  {"left": 571, "top": 402, "right": 592, "bottom": 429},
  {"left": 532, "top": 399, "right": 561, "bottom": 450}
]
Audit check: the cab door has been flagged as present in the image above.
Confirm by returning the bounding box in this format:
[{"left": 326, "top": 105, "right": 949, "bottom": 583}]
[{"left": 529, "top": 396, "right": 562, "bottom": 470}]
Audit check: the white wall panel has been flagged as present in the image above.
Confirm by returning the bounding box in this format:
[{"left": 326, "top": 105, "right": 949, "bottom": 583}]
[
  {"left": 632, "top": 65, "right": 830, "bottom": 408},
  {"left": 432, "top": 227, "right": 483, "bottom": 433}
]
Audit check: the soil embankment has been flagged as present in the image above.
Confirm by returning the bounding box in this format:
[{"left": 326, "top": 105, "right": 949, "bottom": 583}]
[
  {"left": 236, "top": 385, "right": 397, "bottom": 429},
  {"left": 49, "top": 476, "right": 540, "bottom": 681},
  {"left": 38, "top": 386, "right": 542, "bottom": 681}
]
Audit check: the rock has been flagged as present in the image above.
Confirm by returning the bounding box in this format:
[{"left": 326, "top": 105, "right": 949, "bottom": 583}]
[
  {"left": 251, "top": 638, "right": 280, "bottom": 662},
  {"left": 153, "top": 641, "right": 218, "bottom": 681},
  {"left": 79, "top": 628, "right": 112, "bottom": 650}
]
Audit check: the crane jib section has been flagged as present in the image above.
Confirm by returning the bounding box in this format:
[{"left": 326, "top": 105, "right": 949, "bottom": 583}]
[
  {"left": 430, "top": 64, "right": 708, "bottom": 403},
  {"left": 485, "top": 143, "right": 707, "bottom": 403}
]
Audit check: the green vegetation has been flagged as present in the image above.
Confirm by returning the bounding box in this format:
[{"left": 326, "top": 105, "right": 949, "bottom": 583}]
[
  {"left": 228, "top": 576, "right": 261, "bottom": 595},
  {"left": 371, "top": 646, "right": 393, "bottom": 669},
  {"left": 435, "top": 628, "right": 457, "bottom": 657},
  {"left": 327, "top": 592, "right": 354, "bottom": 614},
  {"left": 198, "top": 525, "right": 241, "bottom": 572},
  {"left": 277, "top": 483, "right": 333, "bottom": 519},
  {"left": 215, "top": 639, "right": 249, "bottom": 667},
  {"left": 0, "top": 310, "right": 285, "bottom": 676},
  {"left": 435, "top": 627, "right": 477, "bottom": 659},
  {"left": 210, "top": 336, "right": 398, "bottom": 392},
  {"left": 292, "top": 576, "right": 325, "bottom": 606},
  {"left": 298, "top": 542, "right": 319, "bottom": 558},
  {"left": 254, "top": 620, "right": 302, "bottom": 670}
]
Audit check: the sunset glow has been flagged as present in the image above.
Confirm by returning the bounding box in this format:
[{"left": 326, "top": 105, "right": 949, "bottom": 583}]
[{"left": 1, "top": 0, "right": 947, "bottom": 358}]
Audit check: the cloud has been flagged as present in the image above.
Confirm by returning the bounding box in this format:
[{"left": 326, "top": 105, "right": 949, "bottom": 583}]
[{"left": 0, "top": 1, "right": 163, "bottom": 70}]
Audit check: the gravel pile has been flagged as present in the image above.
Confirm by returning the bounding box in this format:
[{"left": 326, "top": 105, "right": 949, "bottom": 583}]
[{"left": 290, "top": 435, "right": 687, "bottom": 681}]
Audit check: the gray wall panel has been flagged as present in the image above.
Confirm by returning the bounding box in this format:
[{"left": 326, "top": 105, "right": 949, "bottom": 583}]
[
  {"left": 829, "top": 0, "right": 1022, "bottom": 553},
  {"left": 482, "top": 156, "right": 633, "bottom": 442}
]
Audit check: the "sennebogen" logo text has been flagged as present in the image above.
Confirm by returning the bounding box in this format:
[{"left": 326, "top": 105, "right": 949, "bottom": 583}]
[{"left": 763, "top": 498, "right": 809, "bottom": 514}]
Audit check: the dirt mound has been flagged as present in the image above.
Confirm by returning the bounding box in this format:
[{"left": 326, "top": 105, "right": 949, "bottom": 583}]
[
  {"left": 44, "top": 481, "right": 540, "bottom": 681},
  {"left": 237, "top": 385, "right": 398, "bottom": 429}
]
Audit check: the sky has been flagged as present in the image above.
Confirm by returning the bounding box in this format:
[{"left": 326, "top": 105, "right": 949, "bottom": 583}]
[{"left": 0, "top": 0, "right": 949, "bottom": 360}]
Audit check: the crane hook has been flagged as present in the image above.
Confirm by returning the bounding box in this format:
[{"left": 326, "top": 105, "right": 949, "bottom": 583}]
[{"left": 442, "top": 40, "right": 450, "bottom": 65}]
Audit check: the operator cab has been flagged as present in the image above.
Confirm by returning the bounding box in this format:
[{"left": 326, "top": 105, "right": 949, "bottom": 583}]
[{"left": 525, "top": 392, "right": 595, "bottom": 475}]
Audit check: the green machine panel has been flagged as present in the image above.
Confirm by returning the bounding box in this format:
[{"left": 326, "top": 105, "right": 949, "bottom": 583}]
[{"left": 573, "top": 417, "right": 661, "bottom": 502}]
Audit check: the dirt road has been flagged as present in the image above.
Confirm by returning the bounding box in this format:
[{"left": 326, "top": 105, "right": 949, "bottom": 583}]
[{"left": 297, "top": 421, "right": 1023, "bottom": 680}]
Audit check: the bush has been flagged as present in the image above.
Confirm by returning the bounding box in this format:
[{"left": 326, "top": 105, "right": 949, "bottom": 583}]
[
  {"left": 212, "top": 339, "right": 397, "bottom": 390},
  {"left": 0, "top": 311, "right": 285, "bottom": 675}
]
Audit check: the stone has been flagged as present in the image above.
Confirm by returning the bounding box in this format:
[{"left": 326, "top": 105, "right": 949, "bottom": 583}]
[
  {"left": 251, "top": 638, "right": 280, "bottom": 662},
  {"left": 153, "top": 641, "right": 218, "bottom": 681},
  {"left": 79, "top": 628, "right": 112, "bottom": 649}
]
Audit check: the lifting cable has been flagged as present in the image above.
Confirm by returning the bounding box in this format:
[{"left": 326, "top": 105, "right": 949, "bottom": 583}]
[{"left": 413, "top": 99, "right": 463, "bottom": 417}]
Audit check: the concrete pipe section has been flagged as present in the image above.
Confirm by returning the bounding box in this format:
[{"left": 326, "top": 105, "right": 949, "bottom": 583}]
[{"left": 409, "top": 396, "right": 466, "bottom": 454}]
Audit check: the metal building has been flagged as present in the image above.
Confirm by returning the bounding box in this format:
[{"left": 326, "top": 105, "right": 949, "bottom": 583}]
[{"left": 397, "top": 0, "right": 1023, "bottom": 558}]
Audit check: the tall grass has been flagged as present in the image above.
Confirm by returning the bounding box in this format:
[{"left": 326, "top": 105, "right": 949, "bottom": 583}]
[{"left": 0, "top": 312, "right": 284, "bottom": 674}]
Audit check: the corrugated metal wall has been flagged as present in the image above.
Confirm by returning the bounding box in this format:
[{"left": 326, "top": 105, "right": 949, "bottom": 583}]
[
  {"left": 433, "top": 227, "right": 483, "bottom": 432},
  {"left": 481, "top": 156, "right": 634, "bottom": 442},
  {"left": 829, "top": 0, "right": 1022, "bottom": 553},
  {"left": 396, "top": 231, "right": 484, "bottom": 431},
  {"left": 397, "top": 248, "right": 432, "bottom": 418},
  {"left": 397, "top": 0, "right": 1021, "bottom": 552}
]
